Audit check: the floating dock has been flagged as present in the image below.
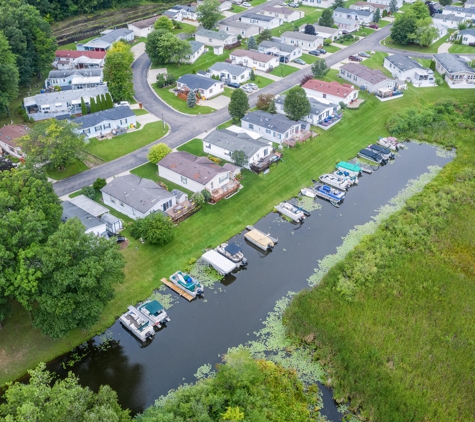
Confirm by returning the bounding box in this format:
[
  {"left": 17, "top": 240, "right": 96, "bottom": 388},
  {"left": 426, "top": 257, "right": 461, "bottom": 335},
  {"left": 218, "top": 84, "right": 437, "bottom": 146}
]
[{"left": 160, "top": 278, "right": 194, "bottom": 301}]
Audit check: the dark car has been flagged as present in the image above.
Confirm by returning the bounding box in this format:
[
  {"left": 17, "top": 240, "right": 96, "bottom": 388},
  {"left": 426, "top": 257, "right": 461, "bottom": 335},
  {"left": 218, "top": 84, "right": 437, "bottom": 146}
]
[
  {"left": 368, "top": 23, "right": 379, "bottom": 29},
  {"left": 341, "top": 30, "right": 349, "bottom": 35},
  {"left": 116, "top": 236, "right": 127, "bottom": 243},
  {"left": 308, "top": 50, "right": 321, "bottom": 56},
  {"left": 318, "top": 48, "right": 327, "bottom": 54},
  {"left": 227, "top": 81, "right": 241, "bottom": 88},
  {"left": 348, "top": 55, "right": 363, "bottom": 62},
  {"left": 279, "top": 56, "right": 289, "bottom": 63}
]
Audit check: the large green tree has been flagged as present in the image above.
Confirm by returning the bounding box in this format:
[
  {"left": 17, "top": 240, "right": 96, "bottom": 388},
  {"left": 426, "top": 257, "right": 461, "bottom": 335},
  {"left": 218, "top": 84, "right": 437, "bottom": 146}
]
[
  {"left": 0, "top": 31, "right": 19, "bottom": 116},
  {"left": 196, "top": 0, "right": 222, "bottom": 30},
  {"left": 103, "top": 41, "right": 134, "bottom": 102},
  {"left": 319, "top": 9, "right": 334, "bottom": 27},
  {"left": 0, "top": 362, "right": 131, "bottom": 421},
  {"left": 32, "top": 218, "right": 125, "bottom": 338},
  {"left": 146, "top": 30, "right": 192, "bottom": 66},
  {"left": 390, "top": 13, "right": 418, "bottom": 44},
  {"left": 247, "top": 35, "right": 257, "bottom": 50},
  {"left": 0, "top": 168, "right": 62, "bottom": 323},
  {"left": 257, "top": 29, "right": 272, "bottom": 43},
  {"left": 228, "top": 88, "right": 249, "bottom": 122},
  {"left": 311, "top": 58, "right": 329, "bottom": 79},
  {"left": 283, "top": 86, "right": 311, "bottom": 121},
  {"left": 410, "top": 0, "right": 430, "bottom": 20},
  {"left": 154, "top": 15, "right": 174, "bottom": 32},
  {"left": 409, "top": 18, "right": 439, "bottom": 46},
  {"left": 130, "top": 213, "right": 175, "bottom": 246},
  {"left": 148, "top": 142, "right": 172, "bottom": 164},
  {"left": 0, "top": 0, "right": 57, "bottom": 84},
  {"left": 389, "top": 0, "right": 398, "bottom": 14},
  {"left": 17, "top": 119, "right": 86, "bottom": 170}
]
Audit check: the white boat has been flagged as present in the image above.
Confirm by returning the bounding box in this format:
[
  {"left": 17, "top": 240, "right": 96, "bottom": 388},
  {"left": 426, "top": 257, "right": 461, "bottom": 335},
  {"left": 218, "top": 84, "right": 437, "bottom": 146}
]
[
  {"left": 119, "top": 306, "right": 155, "bottom": 342},
  {"left": 216, "top": 242, "right": 248, "bottom": 266},
  {"left": 318, "top": 174, "right": 351, "bottom": 191},
  {"left": 314, "top": 184, "right": 346, "bottom": 206},
  {"left": 202, "top": 250, "right": 237, "bottom": 275},
  {"left": 169, "top": 271, "right": 204, "bottom": 297},
  {"left": 332, "top": 170, "right": 359, "bottom": 185},
  {"left": 275, "top": 201, "right": 306, "bottom": 222},
  {"left": 138, "top": 300, "right": 170, "bottom": 327},
  {"left": 301, "top": 187, "right": 317, "bottom": 198},
  {"left": 378, "top": 136, "right": 402, "bottom": 151},
  {"left": 245, "top": 226, "right": 277, "bottom": 251}
]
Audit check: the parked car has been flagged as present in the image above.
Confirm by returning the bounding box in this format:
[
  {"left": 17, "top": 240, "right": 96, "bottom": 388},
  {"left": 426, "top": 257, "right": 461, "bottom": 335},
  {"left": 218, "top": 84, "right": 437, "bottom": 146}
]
[
  {"left": 348, "top": 55, "right": 363, "bottom": 62},
  {"left": 114, "top": 101, "right": 130, "bottom": 107},
  {"left": 247, "top": 83, "right": 258, "bottom": 90},
  {"left": 368, "top": 24, "right": 379, "bottom": 29},
  {"left": 294, "top": 58, "right": 306, "bottom": 65},
  {"left": 241, "top": 84, "right": 254, "bottom": 93},
  {"left": 227, "top": 81, "right": 241, "bottom": 88},
  {"left": 341, "top": 30, "right": 349, "bottom": 35},
  {"left": 358, "top": 51, "right": 370, "bottom": 58},
  {"left": 279, "top": 1, "right": 287, "bottom": 4},
  {"left": 242, "top": 1, "right": 251, "bottom": 6},
  {"left": 317, "top": 48, "right": 327, "bottom": 54},
  {"left": 116, "top": 236, "right": 127, "bottom": 243},
  {"left": 279, "top": 56, "right": 289, "bottom": 63},
  {"left": 288, "top": 2, "right": 299, "bottom": 7},
  {"left": 308, "top": 50, "right": 321, "bottom": 56}
]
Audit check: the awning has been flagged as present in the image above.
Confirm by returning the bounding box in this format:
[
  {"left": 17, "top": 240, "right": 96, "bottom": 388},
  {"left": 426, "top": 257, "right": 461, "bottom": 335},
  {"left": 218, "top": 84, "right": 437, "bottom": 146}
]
[
  {"left": 224, "top": 243, "right": 241, "bottom": 255},
  {"left": 202, "top": 250, "right": 237, "bottom": 275}
]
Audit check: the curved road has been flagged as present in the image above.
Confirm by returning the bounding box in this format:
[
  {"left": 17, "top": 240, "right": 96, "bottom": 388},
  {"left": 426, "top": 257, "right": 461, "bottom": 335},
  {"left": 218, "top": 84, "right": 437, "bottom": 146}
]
[{"left": 52, "top": 22, "right": 473, "bottom": 197}]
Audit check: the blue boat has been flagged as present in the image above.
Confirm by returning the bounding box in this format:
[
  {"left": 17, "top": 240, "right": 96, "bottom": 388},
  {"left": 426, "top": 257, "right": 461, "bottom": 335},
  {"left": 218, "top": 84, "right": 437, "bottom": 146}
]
[
  {"left": 367, "top": 144, "right": 395, "bottom": 160},
  {"left": 358, "top": 148, "right": 387, "bottom": 165},
  {"left": 314, "top": 184, "right": 346, "bottom": 206}
]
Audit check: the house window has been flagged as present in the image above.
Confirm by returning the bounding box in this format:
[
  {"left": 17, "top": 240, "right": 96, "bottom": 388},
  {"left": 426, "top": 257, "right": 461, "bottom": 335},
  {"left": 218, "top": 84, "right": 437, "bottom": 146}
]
[
  {"left": 103, "top": 123, "right": 111, "bottom": 129},
  {"left": 341, "top": 70, "right": 345, "bottom": 75},
  {"left": 219, "top": 173, "right": 229, "bottom": 184},
  {"left": 209, "top": 38, "right": 212, "bottom": 42},
  {"left": 323, "top": 93, "right": 326, "bottom": 98},
  {"left": 110, "top": 197, "right": 115, "bottom": 203},
  {"left": 249, "top": 124, "right": 254, "bottom": 129},
  {"left": 241, "top": 30, "right": 245, "bottom": 35},
  {"left": 95, "top": 125, "right": 102, "bottom": 132},
  {"left": 181, "top": 176, "right": 187, "bottom": 184},
  {"left": 226, "top": 26, "right": 229, "bottom": 31},
  {"left": 162, "top": 199, "right": 173, "bottom": 211},
  {"left": 266, "top": 129, "right": 271, "bottom": 134},
  {"left": 205, "top": 143, "right": 211, "bottom": 148}
]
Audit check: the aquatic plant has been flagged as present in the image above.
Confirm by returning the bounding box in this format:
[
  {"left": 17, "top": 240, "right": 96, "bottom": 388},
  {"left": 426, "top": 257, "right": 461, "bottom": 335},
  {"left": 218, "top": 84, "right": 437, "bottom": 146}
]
[{"left": 188, "top": 258, "right": 223, "bottom": 289}]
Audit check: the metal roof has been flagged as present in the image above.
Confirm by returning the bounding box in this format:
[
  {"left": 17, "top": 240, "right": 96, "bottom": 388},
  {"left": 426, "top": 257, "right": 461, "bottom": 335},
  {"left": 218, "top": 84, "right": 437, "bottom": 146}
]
[
  {"left": 340, "top": 62, "right": 392, "bottom": 85},
  {"left": 433, "top": 53, "right": 475, "bottom": 74},
  {"left": 189, "top": 41, "right": 204, "bottom": 54},
  {"left": 459, "top": 29, "right": 475, "bottom": 36},
  {"left": 61, "top": 201, "right": 105, "bottom": 230},
  {"left": 219, "top": 19, "right": 259, "bottom": 29},
  {"left": 69, "top": 194, "right": 109, "bottom": 217},
  {"left": 334, "top": 7, "right": 373, "bottom": 16},
  {"left": 258, "top": 40, "right": 299, "bottom": 53},
  {"left": 177, "top": 74, "right": 220, "bottom": 90},
  {"left": 196, "top": 28, "right": 233, "bottom": 41},
  {"left": 282, "top": 31, "right": 321, "bottom": 41},
  {"left": 275, "top": 95, "right": 337, "bottom": 116},
  {"left": 83, "top": 28, "right": 133, "bottom": 47},
  {"left": 385, "top": 54, "right": 423, "bottom": 72},
  {"left": 209, "top": 62, "right": 249, "bottom": 76},
  {"left": 241, "top": 13, "right": 276, "bottom": 22},
  {"left": 47, "top": 69, "right": 102, "bottom": 79},
  {"left": 242, "top": 110, "right": 303, "bottom": 134},
  {"left": 202, "top": 129, "right": 269, "bottom": 157},
  {"left": 72, "top": 106, "right": 135, "bottom": 130},
  {"left": 23, "top": 86, "right": 109, "bottom": 108}
]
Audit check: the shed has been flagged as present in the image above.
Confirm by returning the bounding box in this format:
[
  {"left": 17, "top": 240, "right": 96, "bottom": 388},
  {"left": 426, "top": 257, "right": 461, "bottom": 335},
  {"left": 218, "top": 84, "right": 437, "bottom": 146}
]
[
  {"left": 201, "top": 250, "right": 237, "bottom": 275},
  {"left": 100, "top": 212, "right": 123, "bottom": 234},
  {"left": 69, "top": 194, "right": 109, "bottom": 217}
]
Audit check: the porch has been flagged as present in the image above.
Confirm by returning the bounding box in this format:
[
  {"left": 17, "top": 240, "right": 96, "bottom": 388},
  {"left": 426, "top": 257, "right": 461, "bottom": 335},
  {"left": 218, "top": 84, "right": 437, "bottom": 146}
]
[
  {"left": 375, "top": 88, "right": 404, "bottom": 102},
  {"left": 317, "top": 113, "right": 343, "bottom": 130},
  {"left": 283, "top": 130, "right": 316, "bottom": 148},
  {"left": 250, "top": 151, "right": 283, "bottom": 173},
  {"left": 166, "top": 200, "right": 199, "bottom": 223},
  {"left": 208, "top": 179, "right": 241, "bottom": 203}
]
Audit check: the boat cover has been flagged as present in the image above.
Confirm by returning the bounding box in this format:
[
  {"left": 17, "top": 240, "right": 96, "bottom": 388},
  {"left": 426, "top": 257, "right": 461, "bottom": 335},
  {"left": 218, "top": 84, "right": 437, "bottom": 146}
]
[
  {"left": 202, "top": 250, "right": 237, "bottom": 275},
  {"left": 142, "top": 300, "right": 163, "bottom": 315},
  {"left": 337, "top": 161, "right": 361, "bottom": 173},
  {"left": 225, "top": 243, "right": 241, "bottom": 255}
]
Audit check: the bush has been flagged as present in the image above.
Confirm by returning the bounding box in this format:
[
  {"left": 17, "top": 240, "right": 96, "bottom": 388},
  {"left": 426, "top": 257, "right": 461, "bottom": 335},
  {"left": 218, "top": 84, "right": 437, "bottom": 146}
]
[
  {"left": 201, "top": 189, "right": 212, "bottom": 202},
  {"left": 191, "top": 192, "right": 205, "bottom": 206},
  {"left": 156, "top": 73, "right": 176, "bottom": 89},
  {"left": 256, "top": 93, "right": 274, "bottom": 111},
  {"left": 323, "top": 38, "right": 331, "bottom": 46},
  {"left": 207, "top": 155, "right": 221, "bottom": 164},
  {"left": 92, "top": 178, "right": 107, "bottom": 190},
  {"left": 299, "top": 74, "right": 313, "bottom": 86},
  {"left": 79, "top": 186, "right": 96, "bottom": 199},
  {"left": 148, "top": 143, "right": 172, "bottom": 164},
  {"left": 435, "top": 77, "right": 443, "bottom": 85},
  {"left": 129, "top": 213, "right": 175, "bottom": 245},
  {"left": 339, "top": 101, "right": 347, "bottom": 110}
]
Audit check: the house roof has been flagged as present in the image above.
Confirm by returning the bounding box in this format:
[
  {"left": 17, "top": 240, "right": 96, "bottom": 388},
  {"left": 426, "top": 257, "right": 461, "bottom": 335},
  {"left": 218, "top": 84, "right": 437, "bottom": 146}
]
[
  {"left": 171, "top": 4, "right": 196, "bottom": 12},
  {"left": 23, "top": 86, "right": 110, "bottom": 108},
  {"left": 282, "top": 31, "right": 321, "bottom": 41},
  {"left": 351, "top": 2, "right": 387, "bottom": 9},
  {"left": 302, "top": 79, "right": 356, "bottom": 98},
  {"left": 231, "top": 49, "right": 276, "bottom": 63},
  {"left": 241, "top": 13, "right": 277, "bottom": 22},
  {"left": 261, "top": 5, "right": 295, "bottom": 15},
  {"left": 72, "top": 107, "right": 135, "bottom": 130},
  {"left": 209, "top": 62, "right": 249, "bottom": 76},
  {"left": 334, "top": 7, "right": 373, "bottom": 16},
  {"left": 0, "top": 124, "right": 29, "bottom": 148},
  {"left": 444, "top": 5, "right": 475, "bottom": 13},
  {"left": 219, "top": 19, "right": 259, "bottom": 29},
  {"left": 69, "top": 194, "right": 109, "bottom": 217},
  {"left": 189, "top": 40, "right": 204, "bottom": 54},
  {"left": 303, "top": 24, "right": 340, "bottom": 35},
  {"left": 341, "top": 62, "right": 392, "bottom": 85},
  {"left": 100, "top": 213, "right": 121, "bottom": 224},
  {"left": 459, "top": 29, "right": 475, "bottom": 36},
  {"left": 158, "top": 151, "right": 230, "bottom": 185},
  {"left": 433, "top": 53, "right": 475, "bottom": 74},
  {"left": 47, "top": 69, "right": 102, "bottom": 79},
  {"left": 129, "top": 16, "right": 159, "bottom": 29},
  {"left": 242, "top": 110, "right": 302, "bottom": 134},
  {"left": 164, "top": 10, "right": 180, "bottom": 17},
  {"left": 101, "top": 174, "right": 175, "bottom": 213},
  {"left": 55, "top": 50, "right": 106, "bottom": 60},
  {"left": 385, "top": 54, "right": 424, "bottom": 72},
  {"left": 61, "top": 201, "right": 105, "bottom": 231},
  {"left": 203, "top": 129, "right": 269, "bottom": 158},
  {"left": 83, "top": 28, "right": 133, "bottom": 47},
  {"left": 433, "top": 13, "right": 465, "bottom": 21},
  {"left": 258, "top": 40, "right": 299, "bottom": 53},
  {"left": 275, "top": 95, "right": 337, "bottom": 116},
  {"left": 178, "top": 74, "right": 219, "bottom": 90},
  {"left": 195, "top": 28, "right": 233, "bottom": 40},
  {"left": 171, "top": 188, "right": 188, "bottom": 198}
]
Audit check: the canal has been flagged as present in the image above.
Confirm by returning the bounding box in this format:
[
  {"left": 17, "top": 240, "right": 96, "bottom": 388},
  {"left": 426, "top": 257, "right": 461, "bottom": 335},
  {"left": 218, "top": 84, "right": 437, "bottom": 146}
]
[{"left": 48, "top": 143, "right": 452, "bottom": 420}]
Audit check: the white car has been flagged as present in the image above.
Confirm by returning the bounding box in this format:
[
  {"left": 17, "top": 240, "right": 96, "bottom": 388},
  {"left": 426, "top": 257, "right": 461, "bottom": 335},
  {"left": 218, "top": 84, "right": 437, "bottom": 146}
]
[
  {"left": 247, "top": 83, "right": 258, "bottom": 90},
  {"left": 114, "top": 101, "right": 130, "bottom": 107},
  {"left": 242, "top": 2, "right": 251, "bottom": 6}
]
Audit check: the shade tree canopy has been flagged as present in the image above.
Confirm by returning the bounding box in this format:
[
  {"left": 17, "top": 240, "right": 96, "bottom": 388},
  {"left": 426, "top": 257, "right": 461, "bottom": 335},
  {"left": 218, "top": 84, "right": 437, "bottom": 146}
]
[
  {"left": 319, "top": 9, "right": 334, "bottom": 27},
  {"left": 196, "top": 0, "right": 222, "bottom": 30},
  {"left": 228, "top": 88, "right": 249, "bottom": 122},
  {"left": 283, "top": 86, "right": 311, "bottom": 121},
  {"left": 103, "top": 41, "right": 134, "bottom": 101},
  {"left": 154, "top": 15, "right": 174, "bottom": 32},
  {"left": 146, "top": 30, "right": 192, "bottom": 65},
  {"left": 148, "top": 143, "right": 172, "bottom": 164},
  {"left": 0, "top": 31, "right": 19, "bottom": 115}
]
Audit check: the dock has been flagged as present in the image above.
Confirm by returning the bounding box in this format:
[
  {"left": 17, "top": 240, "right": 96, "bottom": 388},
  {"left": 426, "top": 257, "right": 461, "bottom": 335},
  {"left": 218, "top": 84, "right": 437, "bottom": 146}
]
[
  {"left": 160, "top": 278, "right": 194, "bottom": 302},
  {"left": 245, "top": 225, "right": 278, "bottom": 244}
]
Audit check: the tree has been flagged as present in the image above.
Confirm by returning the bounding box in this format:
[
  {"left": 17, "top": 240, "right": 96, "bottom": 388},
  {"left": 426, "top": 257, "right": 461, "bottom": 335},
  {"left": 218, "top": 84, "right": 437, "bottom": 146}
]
[
  {"left": 247, "top": 35, "right": 257, "bottom": 50},
  {"left": 130, "top": 213, "right": 175, "bottom": 245},
  {"left": 300, "top": 74, "right": 313, "bottom": 86},
  {"left": 197, "top": 0, "right": 222, "bottom": 30},
  {"left": 187, "top": 89, "right": 197, "bottom": 108},
  {"left": 390, "top": 14, "right": 417, "bottom": 44},
  {"left": 146, "top": 30, "right": 192, "bottom": 65},
  {"left": 304, "top": 24, "right": 316, "bottom": 35},
  {"left": 256, "top": 93, "right": 274, "bottom": 111},
  {"left": 268, "top": 99, "right": 277, "bottom": 114},
  {"left": 439, "top": 0, "right": 452, "bottom": 6},
  {"left": 148, "top": 143, "right": 172, "bottom": 164},
  {"left": 257, "top": 29, "right": 272, "bottom": 43},
  {"left": 250, "top": 69, "right": 256, "bottom": 81},
  {"left": 101, "top": 94, "right": 107, "bottom": 110},
  {"left": 283, "top": 86, "right": 310, "bottom": 121},
  {"left": 0, "top": 363, "right": 131, "bottom": 421},
  {"left": 374, "top": 8, "right": 381, "bottom": 23},
  {"left": 410, "top": 18, "right": 439, "bottom": 46},
  {"left": 105, "top": 92, "right": 114, "bottom": 109},
  {"left": 79, "top": 185, "right": 96, "bottom": 199},
  {"left": 92, "top": 177, "right": 107, "bottom": 190},
  {"left": 389, "top": 0, "right": 398, "bottom": 14},
  {"left": 319, "top": 9, "right": 334, "bottom": 27},
  {"left": 90, "top": 96, "right": 97, "bottom": 113},
  {"left": 18, "top": 120, "right": 86, "bottom": 170},
  {"left": 80, "top": 96, "right": 87, "bottom": 115},
  {"left": 333, "top": 0, "right": 345, "bottom": 8},
  {"left": 311, "top": 58, "right": 329, "bottom": 79},
  {"left": 231, "top": 150, "right": 248, "bottom": 167},
  {"left": 410, "top": 1, "right": 430, "bottom": 19},
  {"left": 96, "top": 94, "right": 103, "bottom": 111},
  {"left": 154, "top": 15, "right": 174, "bottom": 32},
  {"left": 458, "top": 22, "right": 467, "bottom": 30},
  {"left": 383, "top": 9, "right": 388, "bottom": 17},
  {"left": 0, "top": 168, "right": 62, "bottom": 322},
  {"left": 191, "top": 192, "right": 205, "bottom": 206},
  {"left": 228, "top": 88, "right": 249, "bottom": 122},
  {"left": 0, "top": 31, "right": 19, "bottom": 116},
  {"left": 103, "top": 41, "right": 134, "bottom": 102}
]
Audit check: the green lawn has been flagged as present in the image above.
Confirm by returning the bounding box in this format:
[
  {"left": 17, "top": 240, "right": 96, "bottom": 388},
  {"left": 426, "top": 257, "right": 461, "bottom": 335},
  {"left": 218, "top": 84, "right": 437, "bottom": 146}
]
[
  {"left": 230, "top": 5, "right": 247, "bottom": 13},
  {"left": 360, "top": 52, "right": 391, "bottom": 76},
  {"left": 270, "top": 64, "right": 299, "bottom": 77},
  {"left": 322, "top": 44, "right": 341, "bottom": 53},
  {"left": 85, "top": 121, "right": 168, "bottom": 162},
  {"left": 249, "top": 0, "right": 268, "bottom": 6},
  {"left": 57, "top": 35, "right": 97, "bottom": 51},
  {"left": 382, "top": 34, "right": 449, "bottom": 54},
  {"left": 172, "top": 22, "right": 196, "bottom": 36},
  {"left": 46, "top": 160, "right": 89, "bottom": 180},
  {"left": 131, "top": 37, "right": 147, "bottom": 46},
  {"left": 377, "top": 19, "right": 392, "bottom": 28},
  {"left": 353, "top": 27, "right": 375, "bottom": 37},
  {"left": 223, "top": 87, "right": 234, "bottom": 97},
  {"left": 254, "top": 75, "right": 274, "bottom": 88},
  {"left": 271, "top": 7, "right": 323, "bottom": 37},
  {"left": 177, "top": 138, "right": 206, "bottom": 157},
  {"left": 153, "top": 84, "right": 217, "bottom": 115},
  {"left": 301, "top": 53, "right": 318, "bottom": 64},
  {"left": 217, "top": 119, "right": 238, "bottom": 130},
  {"left": 133, "top": 108, "right": 149, "bottom": 115},
  {"left": 335, "top": 35, "right": 359, "bottom": 46},
  {"left": 2, "top": 69, "right": 474, "bottom": 388},
  {"left": 448, "top": 43, "right": 475, "bottom": 54}
]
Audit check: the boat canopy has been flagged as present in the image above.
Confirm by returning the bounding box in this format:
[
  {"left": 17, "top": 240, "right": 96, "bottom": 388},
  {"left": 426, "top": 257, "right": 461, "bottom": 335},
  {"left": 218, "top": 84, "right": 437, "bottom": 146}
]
[
  {"left": 202, "top": 250, "right": 237, "bottom": 275},
  {"left": 142, "top": 300, "right": 163, "bottom": 315},
  {"left": 225, "top": 243, "right": 241, "bottom": 255},
  {"left": 337, "top": 161, "right": 361, "bottom": 173}
]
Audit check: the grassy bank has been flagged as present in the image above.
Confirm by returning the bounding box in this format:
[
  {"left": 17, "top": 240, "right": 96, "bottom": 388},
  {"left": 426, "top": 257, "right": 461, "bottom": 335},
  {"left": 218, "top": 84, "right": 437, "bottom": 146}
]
[
  {"left": 284, "top": 104, "right": 475, "bottom": 421},
  {"left": 153, "top": 84, "right": 216, "bottom": 115},
  {"left": 1, "top": 81, "right": 473, "bottom": 387}
]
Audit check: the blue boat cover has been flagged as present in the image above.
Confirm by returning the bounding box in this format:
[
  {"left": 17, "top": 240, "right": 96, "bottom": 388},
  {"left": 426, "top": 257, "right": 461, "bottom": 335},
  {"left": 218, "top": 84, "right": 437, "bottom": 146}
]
[
  {"left": 224, "top": 243, "right": 241, "bottom": 255},
  {"left": 142, "top": 300, "right": 163, "bottom": 315}
]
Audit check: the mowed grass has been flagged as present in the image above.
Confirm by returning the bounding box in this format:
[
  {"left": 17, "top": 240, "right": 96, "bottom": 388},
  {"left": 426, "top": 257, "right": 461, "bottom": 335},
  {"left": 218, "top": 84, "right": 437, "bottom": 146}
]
[
  {"left": 360, "top": 51, "right": 391, "bottom": 76},
  {"left": 448, "top": 43, "right": 475, "bottom": 54},
  {"left": 254, "top": 75, "right": 274, "bottom": 88},
  {"left": 382, "top": 34, "right": 449, "bottom": 53},
  {"left": 132, "top": 108, "right": 149, "bottom": 115},
  {"left": 57, "top": 35, "right": 97, "bottom": 51},
  {"left": 177, "top": 138, "right": 206, "bottom": 156},
  {"left": 131, "top": 162, "right": 194, "bottom": 195},
  {"left": 153, "top": 84, "right": 217, "bottom": 115},
  {"left": 1, "top": 81, "right": 473, "bottom": 386},
  {"left": 85, "top": 122, "right": 168, "bottom": 162},
  {"left": 270, "top": 64, "right": 299, "bottom": 77},
  {"left": 323, "top": 44, "right": 341, "bottom": 53},
  {"left": 271, "top": 7, "right": 323, "bottom": 37},
  {"left": 46, "top": 160, "right": 89, "bottom": 180}
]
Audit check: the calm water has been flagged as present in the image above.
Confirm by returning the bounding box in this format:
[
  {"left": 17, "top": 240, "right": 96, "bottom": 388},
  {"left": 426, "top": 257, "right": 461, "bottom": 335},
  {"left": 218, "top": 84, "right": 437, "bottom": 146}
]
[{"left": 47, "top": 143, "right": 452, "bottom": 420}]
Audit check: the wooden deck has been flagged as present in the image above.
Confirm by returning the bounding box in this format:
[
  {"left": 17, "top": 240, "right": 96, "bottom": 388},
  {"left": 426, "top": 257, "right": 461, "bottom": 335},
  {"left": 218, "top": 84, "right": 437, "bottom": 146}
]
[{"left": 160, "top": 278, "right": 194, "bottom": 301}]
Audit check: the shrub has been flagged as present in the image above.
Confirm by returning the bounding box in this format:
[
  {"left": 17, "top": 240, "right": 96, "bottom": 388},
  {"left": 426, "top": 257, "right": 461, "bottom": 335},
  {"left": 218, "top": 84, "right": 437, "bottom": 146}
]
[
  {"left": 79, "top": 186, "right": 96, "bottom": 199},
  {"left": 191, "top": 192, "right": 205, "bottom": 206},
  {"left": 207, "top": 155, "right": 221, "bottom": 164},
  {"left": 299, "top": 74, "right": 313, "bottom": 86},
  {"left": 148, "top": 143, "right": 172, "bottom": 164},
  {"left": 323, "top": 38, "right": 331, "bottom": 46},
  {"left": 129, "top": 213, "right": 175, "bottom": 245},
  {"left": 201, "top": 189, "right": 212, "bottom": 202},
  {"left": 256, "top": 93, "right": 274, "bottom": 111},
  {"left": 435, "top": 77, "right": 443, "bottom": 85},
  {"left": 339, "top": 101, "right": 347, "bottom": 110},
  {"left": 92, "top": 178, "right": 107, "bottom": 190}
]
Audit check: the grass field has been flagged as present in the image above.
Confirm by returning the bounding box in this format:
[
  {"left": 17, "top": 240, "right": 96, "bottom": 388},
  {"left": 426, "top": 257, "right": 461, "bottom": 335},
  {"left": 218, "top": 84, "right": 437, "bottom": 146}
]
[
  {"left": 57, "top": 35, "right": 97, "bottom": 51},
  {"left": 448, "top": 43, "right": 475, "bottom": 54},
  {"left": 360, "top": 51, "right": 391, "bottom": 75},
  {"left": 270, "top": 64, "right": 299, "bottom": 77},
  {"left": 153, "top": 84, "right": 217, "bottom": 115},
  {"left": 382, "top": 34, "right": 448, "bottom": 54},
  {"left": 377, "top": 19, "right": 391, "bottom": 27},
  {"left": 1, "top": 73, "right": 474, "bottom": 387},
  {"left": 322, "top": 44, "right": 341, "bottom": 53},
  {"left": 271, "top": 7, "right": 323, "bottom": 37},
  {"left": 131, "top": 162, "right": 194, "bottom": 195},
  {"left": 132, "top": 108, "right": 149, "bottom": 115},
  {"left": 353, "top": 27, "right": 375, "bottom": 37},
  {"left": 254, "top": 75, "right": 275, "bottom": 88},
  {"left": 46, "top": 160, "right": 89, "bottom": 180},
  {"left": 177, "top": 138, "right": 206, "bottom": 157}
]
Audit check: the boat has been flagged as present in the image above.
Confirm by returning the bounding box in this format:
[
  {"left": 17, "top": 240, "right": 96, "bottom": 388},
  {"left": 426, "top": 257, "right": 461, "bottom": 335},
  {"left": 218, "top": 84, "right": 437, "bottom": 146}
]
[
  {"left": 336, "top": 161, "right": 362, "bottom": 177},
  {"left": 244, "top": 226, "right": 277, "bottom": 251},
  {"left": 314, "top": 184, "right": 346, "bottom": 206},
  {"left": 378, "top": 136, "right": 402, "bottom": 151},
  {"left": 169, "top": 271, "right": 204, "bottom": 297},
  {"left": 119, "top": 306, "right": 156, "bottom": 342},
  {"left": 301, "top": 187, "right": 317, "bottom": 198},
  {"left": 202, "top": 250, "right": 237, "bottom": 275},
  {"left": 367, "top": 144, "right": 395, "bottom": 160},
  {"left": 318, "top": 174, "right": 351, "bottom": 191},
  {"left": 332, "top": 170, "right": 359, "bottom": 185},
  {"left": 358, "top": 148, "right": 387, "bottom": 165},
  {"left": 275, "top": 201, "right": 306, "bottom": 222},
  {"left": 216, "top": 242, "right": 248, "bottom": 266},
  {"left": 138, "top": 300, "right": 170, "bottom": 327}
]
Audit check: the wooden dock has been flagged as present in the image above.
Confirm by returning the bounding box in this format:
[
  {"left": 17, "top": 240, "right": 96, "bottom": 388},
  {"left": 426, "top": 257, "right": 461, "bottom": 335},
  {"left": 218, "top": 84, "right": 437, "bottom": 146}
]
[{"left": 160, "top": 278, "right": 194, "bottom": 301}]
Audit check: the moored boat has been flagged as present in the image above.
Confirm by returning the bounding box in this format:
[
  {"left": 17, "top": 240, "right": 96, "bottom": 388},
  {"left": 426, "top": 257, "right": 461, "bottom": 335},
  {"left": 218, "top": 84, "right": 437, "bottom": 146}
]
[
  {"left": 318, "top": 174, "right": 351, "bottom": 191},
  {"left": 336, "top": 161, "right": 362, "bottom": 177},
  {"left": 216, "top": 242, "right": 248, "bottom": 266},
  {"left": 332, "top": 170, "right": 359, "bottom": 185},
  {"left": 301, "top": 187, "right": 317, "bottom": 198},
  {"left": 275, "top": 201, "right": 306, "bottom": 222},
  {"left": 169, "top": 271, "right": 204, "bottom": 297},
  {"left": 244, "top": 226, "right": 277, "bottom": 251},
  {"left": 119, "top": 306, "right": 155, "bottom": 342},
  {"left": 368, "top": 144, "right": 395, "bottom": 160},
  {"left": 314, "top": 184, "right": 346, "bottom": 206},
  {"left": 358, "top": 148, "right": 387, "bottom": 165},
  {"left": 378, "top": 136, "right": 402, "bottom": 151},
  {"left": 138, "top": 300, "right": 170, "bottom": 327}
]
